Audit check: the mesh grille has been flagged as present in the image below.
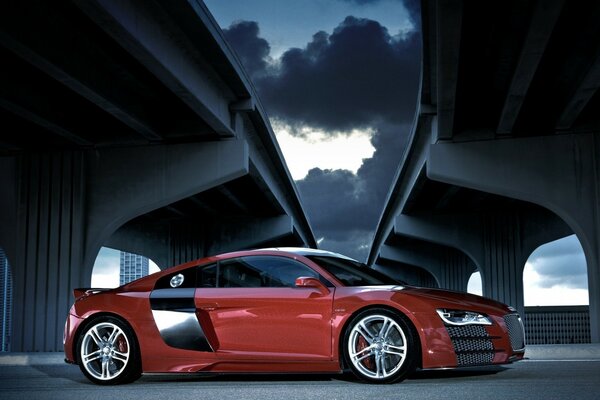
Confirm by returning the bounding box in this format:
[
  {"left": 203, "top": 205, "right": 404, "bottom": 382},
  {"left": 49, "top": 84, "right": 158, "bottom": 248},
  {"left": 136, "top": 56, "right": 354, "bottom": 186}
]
[
  {"left": 452, "top": 338, "right": 494, "bottom": 352},
  {"left": 444, "top": 325, "right": 495, "bottom": 366},
  {"left": 456, "top": 352, "right": 495, "bottom": 365},
  {"left": 504, "top": 314, "right": 526, "bottom": 351},
  {"left": 446, "top": 325, "right": 488, "bottom": 338}
]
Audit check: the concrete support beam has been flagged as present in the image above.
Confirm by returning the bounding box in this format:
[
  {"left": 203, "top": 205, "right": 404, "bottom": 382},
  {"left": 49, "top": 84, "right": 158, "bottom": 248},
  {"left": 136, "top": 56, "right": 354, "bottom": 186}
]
[
  {"left": 2, "top": 140, "right": 249, "bottom": 351},
  {"left": 374, "top": 260, "right": 439, "bottom": 289},
  {"left": 85, "top": 140, "right": 249, "bottom": 278},
  {"left": 206, "top": 215, "right": 296, "bottom": 255},
  {"left": 389, "top": 208, "right": 573, "bottom": 318},
  {"left": 428, "top": 133, "right": 600, "bottom": 341},
  {"left": 368, "top": 115, "right": 435, "bottom": 266},
  {"left": 75, "top": 0, "right": 235, "bottom": 137},
  {"left": 557, "top": 49, "right": 600, "bottom": 129},
  {"left": 394, "top": 214, "right": 483, "bottom": 267},
  {"left": 436, "top": 0, "right": 463, "bottom": 140},
  {"left": 497, "top": 0, "right": 564, "bottom": 134},
  {"left": 378, "top": 243, "right": 475, "bottom": 291},
  {"left": 106, "top": 215, "right": 296, "bottom": 269},
  {"left": 0, "top": 29, "right": 162, "bottom": 141}
]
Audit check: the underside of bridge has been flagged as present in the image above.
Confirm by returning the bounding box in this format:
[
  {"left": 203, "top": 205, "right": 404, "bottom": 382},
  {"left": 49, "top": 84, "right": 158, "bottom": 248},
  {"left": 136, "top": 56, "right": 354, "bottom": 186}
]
[
  {"left": 369, "top": 0, "right": 600, "bottom": 341},
  {"left": 0, "top": 1, "right": 315, "bottom": 351}
]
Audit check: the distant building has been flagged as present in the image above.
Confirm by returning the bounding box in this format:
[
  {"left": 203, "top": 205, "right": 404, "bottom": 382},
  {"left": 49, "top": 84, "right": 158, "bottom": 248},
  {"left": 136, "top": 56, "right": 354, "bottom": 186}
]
[
  {"left": 119, "top": 251, "right": 149, "bottom": 285},
  {"left": 0, "top": 248, "right": 12, "bottom": 351}
]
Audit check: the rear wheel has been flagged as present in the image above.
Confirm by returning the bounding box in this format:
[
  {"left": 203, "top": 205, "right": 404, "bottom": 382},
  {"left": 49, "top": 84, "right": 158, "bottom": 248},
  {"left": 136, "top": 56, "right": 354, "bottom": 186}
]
[
  {"left": 343, "top": 308, "right": 418, "bottom": 383},
  {"left": 77, "top": 316, "right": 141, "bottom": 385}
]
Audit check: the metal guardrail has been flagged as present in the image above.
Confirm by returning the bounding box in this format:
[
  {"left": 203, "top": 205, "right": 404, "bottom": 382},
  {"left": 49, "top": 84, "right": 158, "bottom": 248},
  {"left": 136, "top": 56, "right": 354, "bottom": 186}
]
[{"left": 524, "top": 306, "right": 590, "bottom": 344}]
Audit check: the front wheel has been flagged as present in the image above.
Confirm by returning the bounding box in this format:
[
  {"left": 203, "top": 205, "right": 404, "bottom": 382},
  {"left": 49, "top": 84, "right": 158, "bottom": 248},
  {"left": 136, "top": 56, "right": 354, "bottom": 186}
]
[
  {"left": 77, "top": 316, "right": 141, "bottom": 385},
  {"left": 343, "top": 308, "right": 419, "bottom": 383}
]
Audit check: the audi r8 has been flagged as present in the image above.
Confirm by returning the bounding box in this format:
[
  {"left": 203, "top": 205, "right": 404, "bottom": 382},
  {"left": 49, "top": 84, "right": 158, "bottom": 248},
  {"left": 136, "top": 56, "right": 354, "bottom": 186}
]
[{"left": 64, "top": 248, "right": 525, "bottom": 384}]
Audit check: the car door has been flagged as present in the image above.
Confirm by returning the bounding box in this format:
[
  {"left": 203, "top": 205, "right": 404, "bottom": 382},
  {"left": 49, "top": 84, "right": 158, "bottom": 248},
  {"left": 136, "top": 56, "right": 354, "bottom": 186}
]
[{"left": 194, "top": 255, "right": 334, "bottom": 361}]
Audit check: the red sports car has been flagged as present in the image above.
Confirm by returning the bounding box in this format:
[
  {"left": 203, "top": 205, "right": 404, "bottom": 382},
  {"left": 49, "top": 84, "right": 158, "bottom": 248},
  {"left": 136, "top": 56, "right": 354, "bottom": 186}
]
[{"left": 64, "top": 248, "right": 525, "bottom": 384}]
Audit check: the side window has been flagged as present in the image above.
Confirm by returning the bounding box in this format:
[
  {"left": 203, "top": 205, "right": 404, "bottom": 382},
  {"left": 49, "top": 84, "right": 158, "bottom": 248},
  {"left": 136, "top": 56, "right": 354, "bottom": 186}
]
[
  {"left": 219, "top": 258, "right": 262, "bottom": 288},
  {"left": 197, "top": 263, "right": 217, "bottom": 288},
  {"left": 218, "top": 256, "right": 319, "bottom": 288}
]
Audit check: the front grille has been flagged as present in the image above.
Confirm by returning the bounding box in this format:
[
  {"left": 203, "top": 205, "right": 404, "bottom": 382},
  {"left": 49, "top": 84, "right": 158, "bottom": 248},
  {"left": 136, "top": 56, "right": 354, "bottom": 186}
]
[
  {"left": 446, "top": 325, "right": 488, "bottom": 338},
  {"left": 504, "top": 313, "right": 526, "bottom": 351},
  {"left": 445, "top": 325, "right": 495, "bottom": 366},
  {"left": 456, "top": 352, "right": 495, "bottom": 365},
  {"left": 452, "top": 338, "right": 494, "bottom": 352}
]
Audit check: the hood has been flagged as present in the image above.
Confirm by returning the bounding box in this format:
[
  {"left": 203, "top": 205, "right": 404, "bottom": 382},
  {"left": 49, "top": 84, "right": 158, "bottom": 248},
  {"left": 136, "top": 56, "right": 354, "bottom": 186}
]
[{"left": 400, "top": 286, "right": 513, "bottom": 314}]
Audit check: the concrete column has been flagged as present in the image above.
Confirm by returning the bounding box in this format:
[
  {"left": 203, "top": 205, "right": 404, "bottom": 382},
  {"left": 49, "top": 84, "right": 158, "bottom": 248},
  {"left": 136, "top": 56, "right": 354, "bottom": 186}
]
[
  {"left": 378, "top": 240, "right": 476, "bottom": 292},
  {"left": 1, "top": 140, "right": 251, "bottom": 351},
  {"left": 480, "top": 213, "right": 526, "bottom": 315},
  {"left": 391, "top": 208, "right": 572, "bottom": 317},
  {"left": 375, "top": 260, "right": 440, "bottom": 289},
  {"left": 83, "top": 140, "right": 249, "bottom": 280},
  {"left": 428, "top": 132, "right": 600, "bottom": 341},
  {"left": 105, "top": 214, "right": 296, "bottom": 269},
  {"left": 5, "top": 152, "right": 86, "bottom": 351}
]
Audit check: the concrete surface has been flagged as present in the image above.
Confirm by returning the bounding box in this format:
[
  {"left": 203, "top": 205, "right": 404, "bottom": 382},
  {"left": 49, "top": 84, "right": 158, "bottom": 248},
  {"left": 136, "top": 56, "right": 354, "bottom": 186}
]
[{"left": 2, "top": 357, "right": 600, "bottom": 400}]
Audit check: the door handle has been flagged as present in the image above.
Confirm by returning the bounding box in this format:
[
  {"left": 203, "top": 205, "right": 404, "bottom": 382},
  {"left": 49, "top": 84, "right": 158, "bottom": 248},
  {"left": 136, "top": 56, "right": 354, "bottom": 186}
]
[{"left": 198, "top": 303, "right": 218, "bottom": 311}]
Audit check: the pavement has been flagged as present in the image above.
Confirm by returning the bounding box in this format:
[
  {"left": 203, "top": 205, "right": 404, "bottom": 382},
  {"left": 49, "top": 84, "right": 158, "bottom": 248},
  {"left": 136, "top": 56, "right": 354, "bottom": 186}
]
[{"left": 1, "top": 344, "right": 600, "bottom": 366}]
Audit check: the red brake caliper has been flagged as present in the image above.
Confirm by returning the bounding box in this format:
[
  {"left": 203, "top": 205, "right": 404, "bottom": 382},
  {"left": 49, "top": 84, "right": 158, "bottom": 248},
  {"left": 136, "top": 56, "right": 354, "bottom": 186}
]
[
  {"left": 117, "top": 335, "right": 128, "bottom": 353},
  {"left": 357, "top": 335, "right": 374, "bottom": 370}
]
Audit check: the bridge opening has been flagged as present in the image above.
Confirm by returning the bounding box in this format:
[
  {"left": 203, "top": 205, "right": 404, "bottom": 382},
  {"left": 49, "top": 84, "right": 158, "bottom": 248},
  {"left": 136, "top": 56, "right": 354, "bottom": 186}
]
[
  {"left": 523, "top": 234, "right": 588, "bottom": 306},
  {"left": 91, "top": 247, "right": 161, "bottom": 288},
  {"left": 467, "top": 271, "right": 482, "bottom": 296},
  {"left": 522, "top": 234, "right": 590, "bottom": 344},
  {"left": 0, "top": 247, "right": 12, "bottom": 351}
]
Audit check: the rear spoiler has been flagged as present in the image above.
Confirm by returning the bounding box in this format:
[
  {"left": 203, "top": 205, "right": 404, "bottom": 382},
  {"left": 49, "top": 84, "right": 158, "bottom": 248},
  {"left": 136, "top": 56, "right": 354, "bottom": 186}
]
[{"left": 73, "top": 288, "right": 112, "bottom": 300}]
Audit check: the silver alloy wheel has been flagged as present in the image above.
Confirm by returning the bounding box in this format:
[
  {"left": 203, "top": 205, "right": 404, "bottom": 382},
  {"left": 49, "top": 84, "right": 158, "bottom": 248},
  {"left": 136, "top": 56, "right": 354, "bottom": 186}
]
[
  {"left": 80, "top": 322, "right": 131, "bottom": 381},
  {"left": 348, "top": 314, "right": 407, "bottom": 380}
]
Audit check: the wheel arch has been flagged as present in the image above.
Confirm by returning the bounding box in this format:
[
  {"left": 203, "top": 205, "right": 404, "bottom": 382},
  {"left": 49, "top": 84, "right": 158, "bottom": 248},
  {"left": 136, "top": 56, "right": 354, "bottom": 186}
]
[
  {"left": 337, "top": 304, "right": 423, "bottom": 371},
  {"left": 72, "top": 312, "right": 141, "bottom": 366}
]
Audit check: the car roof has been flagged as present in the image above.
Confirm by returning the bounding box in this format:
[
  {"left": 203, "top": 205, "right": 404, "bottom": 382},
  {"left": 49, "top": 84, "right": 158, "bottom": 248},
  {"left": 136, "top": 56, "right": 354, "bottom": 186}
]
[{"left": 254, "top": 247, "right": 360, "bottom": 262}]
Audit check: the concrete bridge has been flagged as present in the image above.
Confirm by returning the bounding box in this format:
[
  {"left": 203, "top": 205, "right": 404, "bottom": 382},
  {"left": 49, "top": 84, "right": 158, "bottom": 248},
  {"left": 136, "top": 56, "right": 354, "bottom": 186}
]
[
  {"left": 369, "top": 0, "right": 600, "bottom": 342},
  {"left": 0, "top": 0, "right": 315, "bottom": 351}
]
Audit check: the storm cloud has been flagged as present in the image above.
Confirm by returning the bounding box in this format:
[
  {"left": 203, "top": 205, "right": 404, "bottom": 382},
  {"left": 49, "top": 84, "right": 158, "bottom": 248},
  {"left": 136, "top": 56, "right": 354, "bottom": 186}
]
[
  {"left": 296, "top": 122, "right": 411, "bottom": 259},
  {"left": 258, "top": 17, "right": 419, "bottom": 131},
  {"left": 223, "top": 12, "right": 421, "bottom": 260},
  {"left": 222, "top": 20, "right": 271, "bottom": 80},
  {"left": 527, "top": 235, "right": 588, "bottom": 290},
  {"left": 338, "top": 0, "right": 421, "bottom": 28}
]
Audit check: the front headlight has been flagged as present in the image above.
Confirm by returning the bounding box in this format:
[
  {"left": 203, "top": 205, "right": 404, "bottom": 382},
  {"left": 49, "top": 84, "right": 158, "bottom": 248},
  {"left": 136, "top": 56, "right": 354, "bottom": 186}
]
[{"left": 436, "top": 309, "right": 492, "bottom": 326}]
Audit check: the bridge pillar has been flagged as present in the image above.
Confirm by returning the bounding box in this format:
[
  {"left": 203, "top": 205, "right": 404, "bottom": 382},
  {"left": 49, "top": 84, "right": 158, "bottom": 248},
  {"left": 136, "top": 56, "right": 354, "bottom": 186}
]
[
  {"left": 391, "top": 208, "right": 572, "bottom": 318},
  {"left": 378, "top": 242, "right": 475, "bottom": 292},
  {"left": 1, "top": 140, "right": 249, "bottom": 351},
  {"left": 375, "top": 260, "right": 440, "bottom": 289},
  {"left": 2, "top": 152, "right": 86, "bottom": 352},
  {"left": 429, "top": 132, "right": 600, "bottom": 341},
  {"left": 83, "top": 141, "right": 249, "bottom": 279},
  {"left": 392, "top": 213, "right": 527, "bottom": 314},
  {"left": 106, "top": 215, "right": 297, "bottom": 268}
]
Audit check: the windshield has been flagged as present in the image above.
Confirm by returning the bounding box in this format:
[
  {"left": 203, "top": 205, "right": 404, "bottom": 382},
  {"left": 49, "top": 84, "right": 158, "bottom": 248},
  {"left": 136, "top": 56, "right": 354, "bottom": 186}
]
[{"left": 306, "top": 256, "right": 405, "bottom": 286}]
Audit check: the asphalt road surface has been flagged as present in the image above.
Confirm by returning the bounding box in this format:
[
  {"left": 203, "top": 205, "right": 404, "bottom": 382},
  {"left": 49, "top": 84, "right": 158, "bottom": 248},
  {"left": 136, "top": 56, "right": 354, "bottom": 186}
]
[{"left": 1, "top": 360, "right": 599, "bottom": 400}]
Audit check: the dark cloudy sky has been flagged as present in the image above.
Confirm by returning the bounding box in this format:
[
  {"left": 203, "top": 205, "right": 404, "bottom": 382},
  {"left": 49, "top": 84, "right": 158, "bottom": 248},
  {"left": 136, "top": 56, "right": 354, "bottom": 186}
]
[
  {"left": 194, "top": 0, "right": 589, "bottom": 305},
  {"left": 206, "top": 0, "right": 420, "bottom": 262}
]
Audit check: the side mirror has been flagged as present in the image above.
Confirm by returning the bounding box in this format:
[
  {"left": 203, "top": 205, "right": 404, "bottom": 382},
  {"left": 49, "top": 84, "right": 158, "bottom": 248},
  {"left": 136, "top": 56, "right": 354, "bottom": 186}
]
[{"left": 295, "top": 276, "right": 330, "bottom": 295}]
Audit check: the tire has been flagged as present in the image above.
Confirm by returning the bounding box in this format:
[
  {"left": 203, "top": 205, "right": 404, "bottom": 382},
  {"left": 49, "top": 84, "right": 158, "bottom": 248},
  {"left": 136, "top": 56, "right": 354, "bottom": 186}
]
[
  {"left": 343, "top": 308, "right": 419, "bottom": 383},
  {"left": 76, "top": 316, "right": 141, "bottom": 385}
]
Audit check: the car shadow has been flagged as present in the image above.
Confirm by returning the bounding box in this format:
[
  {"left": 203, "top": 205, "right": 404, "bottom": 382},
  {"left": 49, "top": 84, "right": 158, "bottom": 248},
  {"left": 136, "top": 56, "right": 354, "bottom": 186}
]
[
  {"left": 36, "top": 363, "right": 508, "bottom": 385},
  {"left": 140, "top": 372, "right": 347, "bottom": 384},
  {"left": 409, "top": 365, "right": 508, "bottom": 380}
]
